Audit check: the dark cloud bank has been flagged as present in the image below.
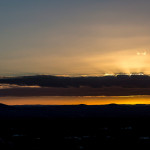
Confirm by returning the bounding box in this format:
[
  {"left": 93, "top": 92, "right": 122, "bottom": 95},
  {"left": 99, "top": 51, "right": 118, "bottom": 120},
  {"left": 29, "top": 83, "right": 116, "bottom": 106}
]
[
  {"left": 0, "top": 75, "right": 150, "bottom": 96},
  {"left": 0, "top": 75, "right": 150, "bottom": 88}
]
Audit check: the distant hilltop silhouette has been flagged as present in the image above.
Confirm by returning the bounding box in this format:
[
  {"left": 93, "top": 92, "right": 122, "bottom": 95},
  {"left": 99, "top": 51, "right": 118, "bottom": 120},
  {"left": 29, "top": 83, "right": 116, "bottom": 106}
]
[
  {"left": 0, "top": 103, "right": 10, "bottom": 108},
  {"left": 0, "top": 103, "right": 150, "bottom": 118}
]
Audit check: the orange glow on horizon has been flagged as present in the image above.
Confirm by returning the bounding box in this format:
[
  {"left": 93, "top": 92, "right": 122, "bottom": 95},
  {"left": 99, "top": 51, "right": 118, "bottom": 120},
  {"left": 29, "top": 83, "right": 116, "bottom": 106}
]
[{"left": 1, "top": 95, "right": 150, "bottom": 105}]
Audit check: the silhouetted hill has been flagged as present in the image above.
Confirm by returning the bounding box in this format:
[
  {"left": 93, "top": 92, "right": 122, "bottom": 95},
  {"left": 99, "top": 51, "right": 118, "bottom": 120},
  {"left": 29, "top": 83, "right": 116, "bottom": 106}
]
[
  {"left": 0, "top": 103, "right": 11, "bottom": 109},
  {"left": 1, "top": 104, "right": 150, "bottom": 149},
  {"left": 0, "top": 104, "right": 150, "bottom": 119}
]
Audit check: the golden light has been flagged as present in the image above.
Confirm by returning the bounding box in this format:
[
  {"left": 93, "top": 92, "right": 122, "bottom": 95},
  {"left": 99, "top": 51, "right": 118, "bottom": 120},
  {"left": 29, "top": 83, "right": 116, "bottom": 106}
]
[
  {"left": 84, "top": 49, "right": 149, "bottom": 75},
  {"left": 1, "top": 95, "right": 150, "bottom": 105}
]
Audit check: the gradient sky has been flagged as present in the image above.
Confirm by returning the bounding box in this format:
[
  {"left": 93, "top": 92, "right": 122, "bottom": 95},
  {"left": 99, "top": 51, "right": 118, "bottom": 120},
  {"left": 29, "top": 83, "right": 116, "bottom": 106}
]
[{"left": 1, "top": 0, "right": 150, "bottom": 76}]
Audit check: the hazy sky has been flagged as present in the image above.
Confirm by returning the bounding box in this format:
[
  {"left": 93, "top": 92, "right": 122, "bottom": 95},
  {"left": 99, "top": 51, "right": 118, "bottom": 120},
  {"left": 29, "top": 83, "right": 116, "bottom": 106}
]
[{"left": 1, "top": 0, "right": 150, "bottom": 76}]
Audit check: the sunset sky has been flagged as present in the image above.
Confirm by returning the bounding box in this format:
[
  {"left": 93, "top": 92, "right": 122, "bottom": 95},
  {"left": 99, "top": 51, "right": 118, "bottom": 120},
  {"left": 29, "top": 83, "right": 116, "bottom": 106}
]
[{"left": 1, "top": 0, "right": 150, "bottom": 76}]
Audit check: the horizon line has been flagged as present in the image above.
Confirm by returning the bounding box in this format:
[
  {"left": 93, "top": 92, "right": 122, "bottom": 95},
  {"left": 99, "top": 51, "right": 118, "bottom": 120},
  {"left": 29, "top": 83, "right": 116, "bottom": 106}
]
[{"left": 0, "top": 72, "right": 149, "bottom": 78}]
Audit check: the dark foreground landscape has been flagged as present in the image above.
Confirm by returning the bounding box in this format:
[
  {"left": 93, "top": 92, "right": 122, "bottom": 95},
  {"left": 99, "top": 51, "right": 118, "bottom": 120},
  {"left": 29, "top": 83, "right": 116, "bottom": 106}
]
[{"left": 1, "top": 104, "right": 150, "bottom": 149}]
